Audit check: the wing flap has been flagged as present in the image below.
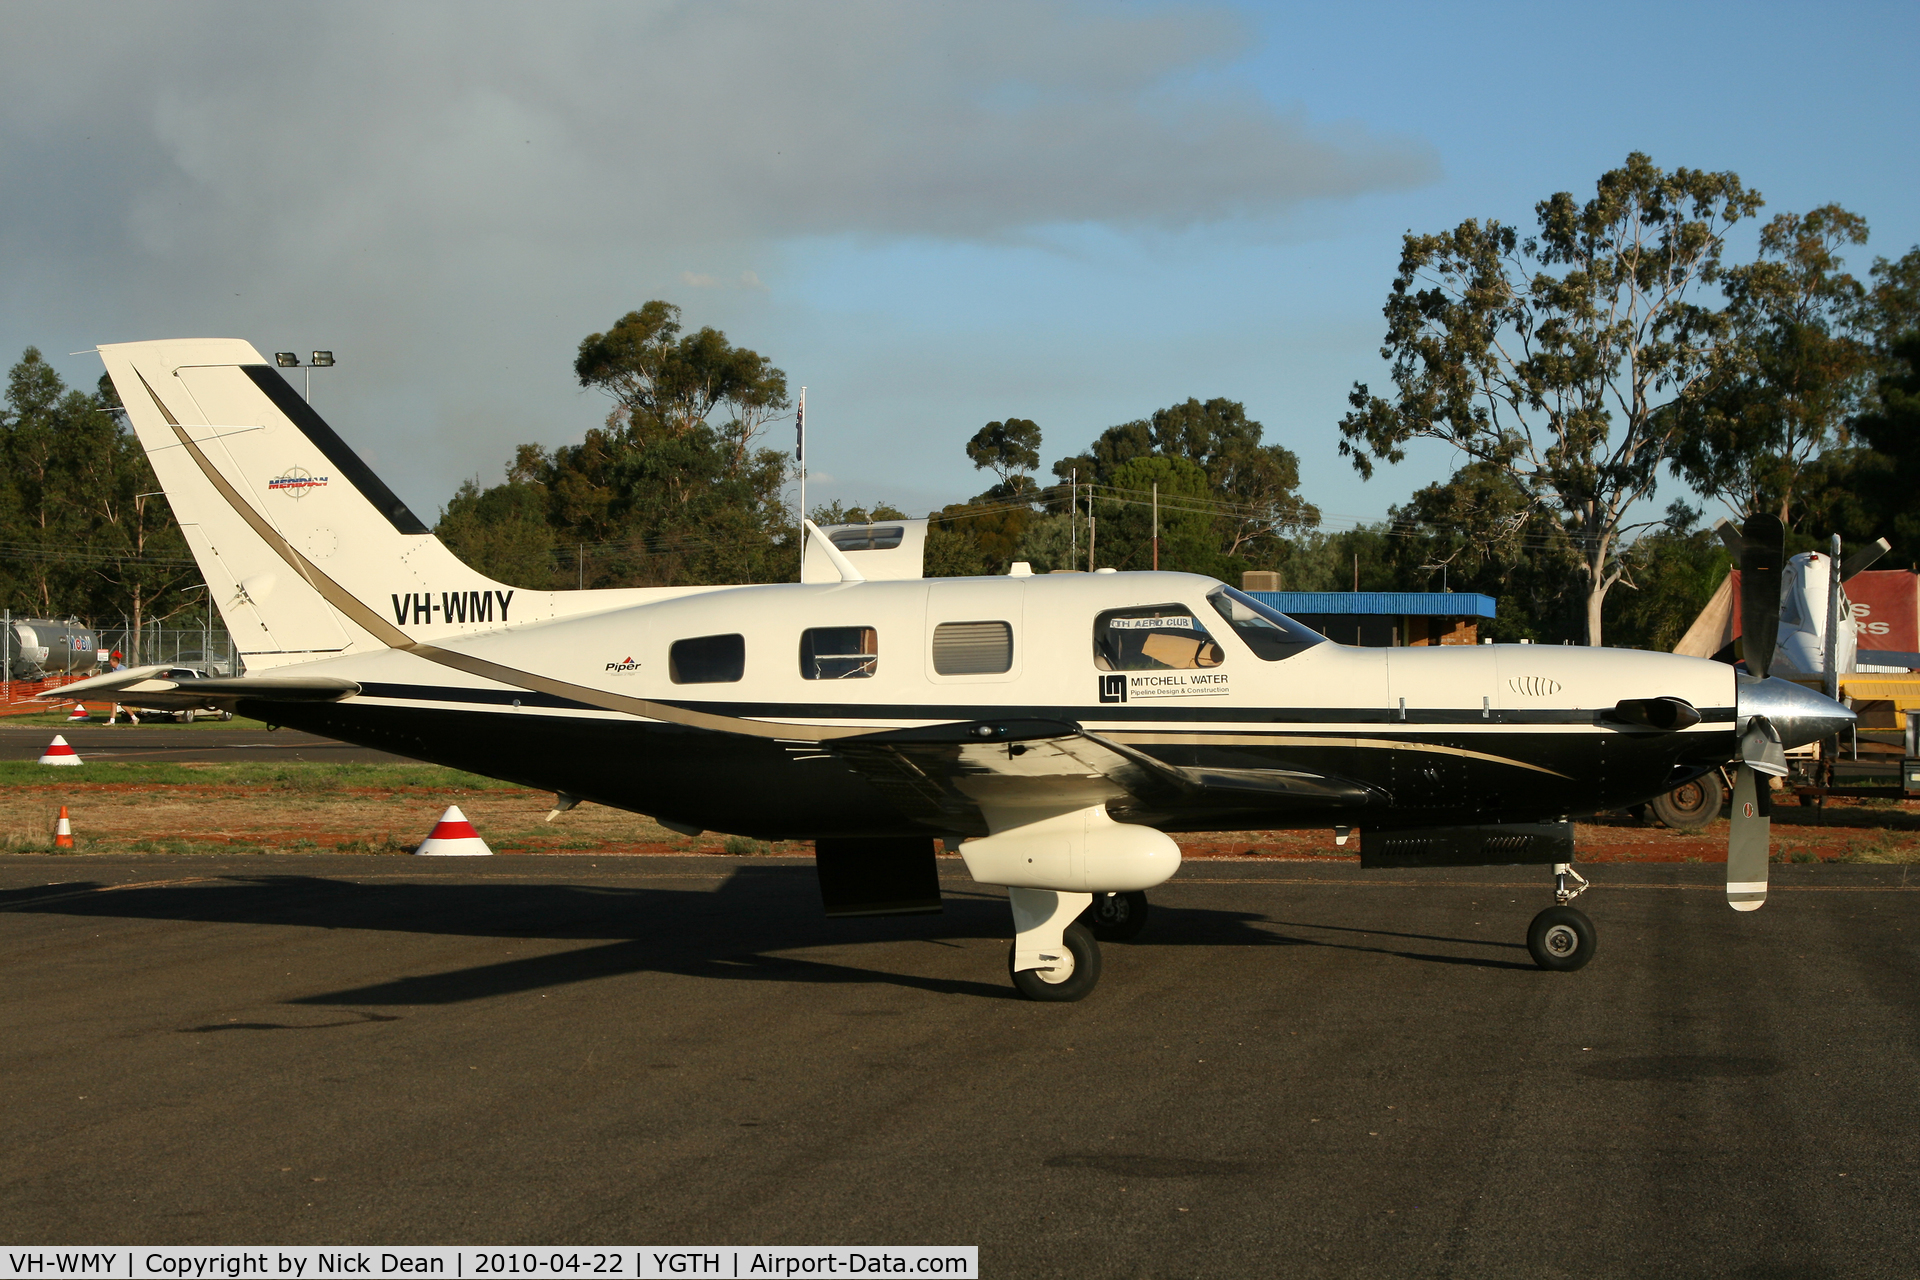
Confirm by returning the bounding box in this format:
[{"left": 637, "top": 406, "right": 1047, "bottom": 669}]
[{"left": 832, "top": 719, "right": 1379, "bottom": 832}]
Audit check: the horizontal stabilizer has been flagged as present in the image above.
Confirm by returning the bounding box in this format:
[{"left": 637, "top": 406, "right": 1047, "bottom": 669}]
[{"left": 38, "top": 667, "right": 359, "bottom": 713}]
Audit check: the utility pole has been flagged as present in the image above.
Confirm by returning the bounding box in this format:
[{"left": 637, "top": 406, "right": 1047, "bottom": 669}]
[
  {"left": 1152, "top": 482, "right": 1159, "bottom": 571},
  {"left": 1087, "top": 484, "right": 1097, "bottom": 572},
  {"left": 1069, "top": 468, "right": 1077, "bottom": 568}
]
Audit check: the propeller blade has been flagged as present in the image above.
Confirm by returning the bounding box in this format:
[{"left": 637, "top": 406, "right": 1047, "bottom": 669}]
[
  {"left": 1840, "top": 536, "right": 1892, "bottom": 583},
  {"left": 1739, "top": 514, "right": 1786, "bottom": 680},
  {"left": 1727, "top": 763, "right": 1770, "bottom": 912}
]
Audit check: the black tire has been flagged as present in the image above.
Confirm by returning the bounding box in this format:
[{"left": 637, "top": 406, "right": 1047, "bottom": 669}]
[
  {"left": 1009, "top": 921, "right": 1102, "bottom": 1002},
  {"left": 1527, "top": 906, "right": 1596, "bottom": 972},
  {"left": 1082, "top": 890, "right": 1150, "bottom": 942},
  {"left": 1650, "top": 777, "right": 1722, "bottom": 831}
]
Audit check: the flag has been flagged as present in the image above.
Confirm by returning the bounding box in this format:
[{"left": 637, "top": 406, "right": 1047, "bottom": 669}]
[{"left": 795, "top": 388, "right": 805, "bottom": 462}]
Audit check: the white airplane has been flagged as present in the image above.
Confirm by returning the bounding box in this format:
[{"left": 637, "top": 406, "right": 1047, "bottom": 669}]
[{"left": 52, "top": 339, "right": 1856, "bottom": 1000}]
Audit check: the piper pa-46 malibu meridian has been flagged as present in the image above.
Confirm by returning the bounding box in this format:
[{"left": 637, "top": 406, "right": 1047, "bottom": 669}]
[{"left": 55, "top": 338, "right": 1855, "bottom": 1000}]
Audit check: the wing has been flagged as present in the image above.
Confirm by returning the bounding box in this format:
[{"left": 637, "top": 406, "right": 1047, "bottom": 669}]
[{"left": 831, "top": 718, "right": 1380, "bottom": 834}]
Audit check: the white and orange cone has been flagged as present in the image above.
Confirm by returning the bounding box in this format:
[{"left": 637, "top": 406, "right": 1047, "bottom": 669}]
[
  {"left": 66, "top": 704, "right": 90, "bottom": 722},
  {"left": 37, "top": 735, "right": 83, "bottom": 766},
  {"left": 53, "top": 806, "right": 74, "bottom": 849},
  {"left": 414, "top": 805, "right": 492, "bottom": 857}
]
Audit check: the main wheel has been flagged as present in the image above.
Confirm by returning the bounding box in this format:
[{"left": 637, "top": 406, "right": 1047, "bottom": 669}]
[
  {"left": 1082, "top": 890, "right": 1150, "bottom": 942},
  {"left": 1009, "top": 922, "right": 1102, "bottom": 1002},
  {"left": 1650, "top": 777, "right": 1722, "bottom": 831},
  {"left": 1527, "top": 906, "right": 1596, "bottom": 972}
]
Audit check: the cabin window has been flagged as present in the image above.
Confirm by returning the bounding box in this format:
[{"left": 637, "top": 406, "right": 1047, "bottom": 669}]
[
  {"left": 800, "top": 626, "right": 878, "bottom": 679},
  {"left": 1094, "top": 605, "right": 1225, "bottom": 672},
  {"left": 829, "top": 525, "right": 906, "bottom": 552},
  {"left": 932, "top": 621, "right": 1013, "bottom": 675},
  {"left": 1206, "top": 585, "right": 1325, "bottom": 661},
  {"left": 669, "top": 633, "right": 745, "bottom": 684}
]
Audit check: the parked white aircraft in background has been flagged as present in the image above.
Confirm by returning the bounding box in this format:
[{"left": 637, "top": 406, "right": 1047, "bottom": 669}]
[{"left": 52, "top": 339, "right": 1855, "bottom": 999}]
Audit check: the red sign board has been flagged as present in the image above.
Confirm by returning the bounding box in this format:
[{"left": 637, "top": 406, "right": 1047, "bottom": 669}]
[
  {"left": 1846, "top": 569, "right": 1918, "bottom": 652},
  {"left": 1726, "top": 567, "right": 1918, "bottom": 652}
]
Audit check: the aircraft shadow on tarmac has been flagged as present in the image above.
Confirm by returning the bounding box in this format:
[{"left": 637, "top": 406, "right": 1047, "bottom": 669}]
[{"left": 2, "top": 864, "right": 1536, "bottom": 1003}]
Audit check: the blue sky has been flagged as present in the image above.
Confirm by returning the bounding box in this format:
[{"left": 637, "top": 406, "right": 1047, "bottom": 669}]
[{"left": 3, "top": 0, "right": 1914, "bottom": 533}]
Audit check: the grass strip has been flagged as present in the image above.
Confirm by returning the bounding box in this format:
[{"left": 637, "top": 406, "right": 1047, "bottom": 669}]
[{"left": 0, "top": 760, "right": 521, "bottom": 792}]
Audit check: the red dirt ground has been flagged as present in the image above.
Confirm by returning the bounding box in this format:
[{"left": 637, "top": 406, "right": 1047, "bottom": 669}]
[{"left": 5, "top": 779, "right": 1916, "bottom": 863}]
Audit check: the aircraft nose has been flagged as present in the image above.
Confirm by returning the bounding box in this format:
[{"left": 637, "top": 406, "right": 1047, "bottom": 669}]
[{"left": 1736, "top": 675, "right": 1855, "bottom": 750}]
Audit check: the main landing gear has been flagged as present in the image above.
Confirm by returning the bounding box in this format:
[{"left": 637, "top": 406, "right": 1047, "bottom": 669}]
[
  {"left": 1527, "top": 863, "right": 1596, "bottom": 971},
  {"left": 1004, "top": 889, "right": 1154, "bottom": 1001},
  {"left": 1083, "top": 890, "right": 1151, "bottom": 942}
]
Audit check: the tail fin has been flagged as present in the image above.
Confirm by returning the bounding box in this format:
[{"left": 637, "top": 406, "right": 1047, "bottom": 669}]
[{"left": 101, "top": 338, "right": 649, "bottom": 670}]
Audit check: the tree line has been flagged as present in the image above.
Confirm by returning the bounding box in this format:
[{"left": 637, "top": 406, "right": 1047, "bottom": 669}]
[
  {"left": 0, "top": 352, "right": 200, "bottom": 654},
  {"left": 5, "top": 153, "right": 1916, "bottom": 652}
]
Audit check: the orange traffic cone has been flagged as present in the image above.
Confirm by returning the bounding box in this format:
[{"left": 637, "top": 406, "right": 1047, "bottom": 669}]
[
  {"left": 414, "top": 805, "right": 493, "bottom": 857},
  {"left": 37, "top": 735, "right": 82, "bottom": 766},
  {"left": 53, "top": 806, "right": 74, "bottom": 849}
]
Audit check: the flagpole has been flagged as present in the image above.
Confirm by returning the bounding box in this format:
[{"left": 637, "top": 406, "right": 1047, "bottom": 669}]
[{"left": 796, "top": 387, "right": 807, "bottom": 580}]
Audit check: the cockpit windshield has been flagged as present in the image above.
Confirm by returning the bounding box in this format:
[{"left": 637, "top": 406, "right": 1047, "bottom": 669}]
[{"left": 1206, "top": 585, "right": 1326, "bottom": 661}]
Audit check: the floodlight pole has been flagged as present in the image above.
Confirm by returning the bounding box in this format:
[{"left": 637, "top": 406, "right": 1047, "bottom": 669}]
[
  {"left": 273, "top": 351, "right": 335, "bottom": 402},
  {"left": 1069, "top": 469, "right": 1077, "bottom": 568}
]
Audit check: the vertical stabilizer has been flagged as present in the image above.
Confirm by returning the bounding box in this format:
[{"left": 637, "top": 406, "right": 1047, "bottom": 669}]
[{"left": 99, "top": 338, "right": 712, "bottom": 671}]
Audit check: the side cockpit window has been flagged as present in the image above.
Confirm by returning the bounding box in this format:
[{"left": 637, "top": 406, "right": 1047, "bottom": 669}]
[
  {"left": 1206, "top": 585, "right": 1325, "bottom": 661},
  {"left": 1094, "top": 605, "right": 1224, "bottom": 671},
  {"left": 801, "top": 626, "right": 878, "bottom": 679},
  {"left": 670, "top": 633, "right": 745, "bottom": 684}
]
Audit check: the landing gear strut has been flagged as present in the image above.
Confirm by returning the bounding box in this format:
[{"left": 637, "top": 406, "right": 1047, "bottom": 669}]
[
  {"left": 1527, "top": 862, "right": 1596, "bottom": 971},
  {"left": 1007, "top": 887, "right": 1102, "bottom": 1002}
]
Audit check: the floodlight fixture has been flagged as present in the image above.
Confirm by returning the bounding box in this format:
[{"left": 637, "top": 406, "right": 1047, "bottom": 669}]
[
  {"left": 275, "top": 352, "right": 300, "bottom": 367},
  {"left": 310, "top": 351, "right": 334, "bottom": 367}
]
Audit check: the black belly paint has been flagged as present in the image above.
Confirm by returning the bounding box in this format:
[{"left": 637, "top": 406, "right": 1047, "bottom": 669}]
[{"left": 242, "top": 696, "right": 1734, "bottom": 847}]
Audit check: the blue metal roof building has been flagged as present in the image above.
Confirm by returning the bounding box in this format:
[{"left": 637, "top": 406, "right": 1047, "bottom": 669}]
[
  {"left": 1248, "top": 591, "right": 1497, "bottom": 647},
  {"left": 1250, "top": 592, "right": 1497, "bottom": 619}
]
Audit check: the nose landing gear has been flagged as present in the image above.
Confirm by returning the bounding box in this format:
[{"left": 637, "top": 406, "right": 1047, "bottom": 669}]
[{"left": 1527, "top": 862, "right": 1596, "bottom": 971}]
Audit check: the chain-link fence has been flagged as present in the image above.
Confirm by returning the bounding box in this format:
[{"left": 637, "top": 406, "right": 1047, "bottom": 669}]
[{"left": 2, "top": 610, "right": 239, "bottom": 714}]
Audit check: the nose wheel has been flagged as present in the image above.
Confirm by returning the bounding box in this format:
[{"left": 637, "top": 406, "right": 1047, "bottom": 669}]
[{"left": 1527, "top": 862, "right": 1595, "bottom": 971}]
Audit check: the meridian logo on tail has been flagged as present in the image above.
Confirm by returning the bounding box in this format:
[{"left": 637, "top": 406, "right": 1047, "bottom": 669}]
[
  {"left": 390, "top": 590, "right": 515, "bottom": 626},
  {"left": 269, "top": 466, "right": 329, "bottom": 497}
]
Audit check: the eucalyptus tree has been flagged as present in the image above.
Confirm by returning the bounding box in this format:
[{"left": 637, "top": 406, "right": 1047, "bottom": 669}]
[
  {"left": 1339, "top": 153, "right": 1762, "bottom": 646},
  {"left": 1667, "top": 205, "right": 1873, "bottom": 528}
]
